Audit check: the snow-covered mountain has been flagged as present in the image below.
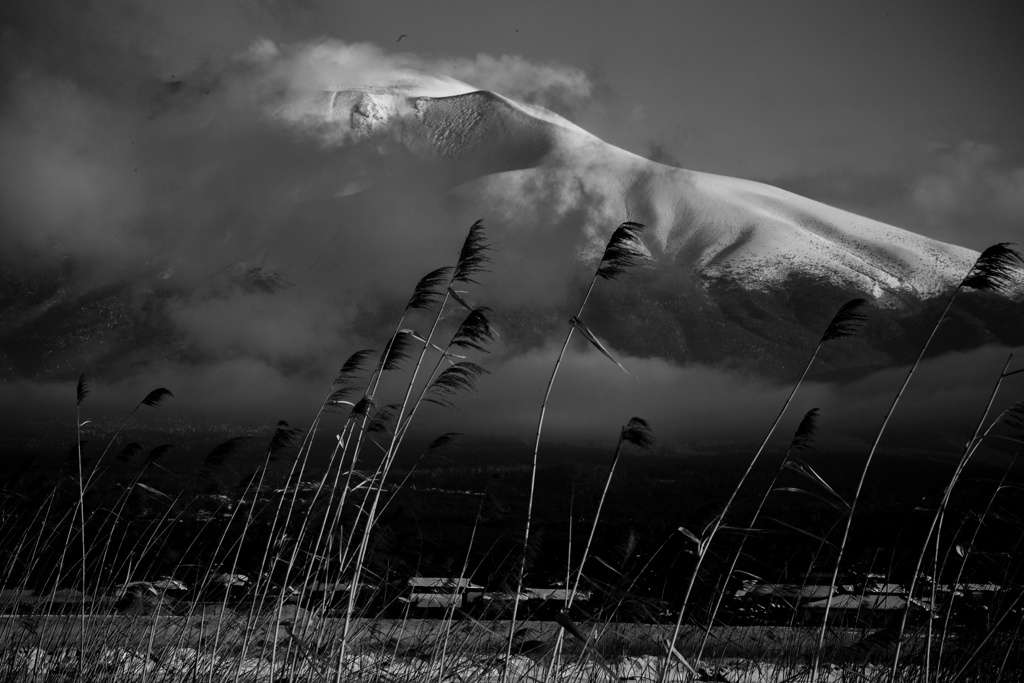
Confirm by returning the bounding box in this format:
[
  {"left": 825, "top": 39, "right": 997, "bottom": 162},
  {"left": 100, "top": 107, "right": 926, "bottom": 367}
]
[
  {"left": 1, "top": 70, "right": 1021, "bottom": 385},
  {"left": 279, "top": 70, "right": 994, "bottom": 304}
]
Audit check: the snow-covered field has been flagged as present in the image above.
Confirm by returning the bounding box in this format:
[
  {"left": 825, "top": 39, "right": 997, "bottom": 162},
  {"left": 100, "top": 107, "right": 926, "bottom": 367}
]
[
  {"left": 0, "top": 617, "right": 948, "bottom": 682},
  {"left": 0, "top": 646, "right": 927, "bottom": 682}
]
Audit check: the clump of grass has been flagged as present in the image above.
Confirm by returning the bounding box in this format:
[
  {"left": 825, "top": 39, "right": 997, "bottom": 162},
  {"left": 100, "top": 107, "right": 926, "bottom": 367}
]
[
  {"left": 505, "top": 221, "right": 650, "bottom": 680},
  {"left": 663, "top": 297, "right": 867, "bottom": 680},
  {"left": 2, "top": 232, "right": 1023, "bottom": 683},
  {"left": 544, "top": 417, "right": 654, "bottom": 678},
  {"left": 812, "top": 242, "right": 1024, "bottom": 681}
]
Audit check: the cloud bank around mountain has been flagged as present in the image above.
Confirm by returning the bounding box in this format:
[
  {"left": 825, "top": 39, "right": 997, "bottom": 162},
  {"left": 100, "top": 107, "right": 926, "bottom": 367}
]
[{"left": 2, "top": 3, "right": 1021, "bottom": 458}]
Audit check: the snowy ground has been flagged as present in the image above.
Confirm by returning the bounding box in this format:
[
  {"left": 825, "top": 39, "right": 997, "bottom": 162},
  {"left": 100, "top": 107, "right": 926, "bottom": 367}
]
[
  {"left": 0, "top": 616, "right": 941, "bottom": 682},
  {"left": 1, "top": 646, "right": 925, "bottom": 682}
]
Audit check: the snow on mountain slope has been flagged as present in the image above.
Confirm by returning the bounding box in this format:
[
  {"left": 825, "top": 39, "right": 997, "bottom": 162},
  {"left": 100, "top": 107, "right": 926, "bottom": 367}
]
[
  {"left": 3, "top": 70, "right": 1017, "bottom": 387},
  {"left": 283, "top": 71, "right": 1006, "bottom": 306}
]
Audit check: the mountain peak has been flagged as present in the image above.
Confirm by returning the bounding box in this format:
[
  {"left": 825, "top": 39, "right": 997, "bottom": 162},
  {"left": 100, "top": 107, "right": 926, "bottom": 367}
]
[{"left": 271, "top": 69, "right": 1021, "bottom": 307}]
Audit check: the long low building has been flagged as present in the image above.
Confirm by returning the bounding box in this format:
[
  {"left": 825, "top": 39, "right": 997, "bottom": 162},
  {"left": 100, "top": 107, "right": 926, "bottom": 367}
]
[
  {"left": 802, "top": 594, "right": 929, "bottom": 627},
  {"left": 400, "top": 577, "right": 485, "bottom": 610}
]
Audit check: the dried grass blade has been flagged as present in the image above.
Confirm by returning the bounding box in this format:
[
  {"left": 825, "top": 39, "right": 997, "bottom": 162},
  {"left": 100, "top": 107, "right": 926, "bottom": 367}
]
[
  {"left": 448, "top": 287, "right": 474, "bottom": 312},
  {"left": 772, "top": 486, "right": 850, "bottom": 511},
  {"left": 135, "top": 483, "right": 171, "bottom": 499},
  {"left": 570, "top": 317, "right": 631, "bottom": 375},
  {"left": 783, "top": 459, "right": 848, "bottom": 507},
  {"left": 763, "top": 516, "right": 835, "bottom": 546}
]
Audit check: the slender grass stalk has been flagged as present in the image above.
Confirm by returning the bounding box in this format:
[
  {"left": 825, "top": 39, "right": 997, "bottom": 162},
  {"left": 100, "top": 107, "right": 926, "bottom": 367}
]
[
  {"left": 75, "top": 374, "right": 88, "bottom": 676},
  {"left": 291, "top": 349, "right": 402, "bottom": 657},
  {"left": 695, "top": 408, "right": 834, "bottom": 662},
  {"left": 889, "top": 356, "right": 1017, "bottom": 680},
  {"left": 994, "top": 612, "right": 1024, "bottom": 683},
  {"left": 205, "top": 423, "right": 301, "bottom": 683},
  {"left": 288, "top": 352, "right": 378, "bottom": 602},
  {"left": 811, "top": 242, "right": 1024, "bottom": 681},
  {"left": 50, "top": 382, "right": 173, "bottom": 615},
  {"left": 935, "top": 449, "right": 1020, "bottom": 677},
  {"left": 436, "top": 475, "right": 492, "bottom": 682},
  {"left": 662, "top": 298, "right": 867, "bottom": 680},
  {"left": 253, "top": 365, "right": 387, "bottom": 677},
  {"left": 237, "top": 349, "right": 376, "bottom": 677},
  {"left": 253, "top": 418, "right": 326, "bottom": 674},
  {"left": 337, "top": 310, "right": 492, "bottom": 644},
  {"left": 87, "top": 444, "right": 178, "bottom": 605},
  {"left": 78, "top": 388, "right": 172, "bottom": 490},
  {"left": 572, "top": 418, "right": 654, "bottom": 606},
  {"left": 544, "top": 417, "right": 653, "bottom": 681},
  {"left": 949, "top": 587, "right": 1024, "bottom": 683},
  {"left": 235, "top": 348, "right": 379, "bottom": 678},
  {"left": 504, "top": 221, "right": 649, "bottom": 681},
  {"left": 337, "top": 221, "right": 492, "bottom": 674}
]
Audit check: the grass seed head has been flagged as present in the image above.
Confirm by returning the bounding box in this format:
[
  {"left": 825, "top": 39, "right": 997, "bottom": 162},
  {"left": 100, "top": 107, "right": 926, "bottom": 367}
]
[
  {"left": 406, "top": 266, "right": 455, "bottom": 312},
  {"left": 145, "top": 444, "right": 175, "bottom": 464},
  {"left": 202, "top": 436, "right": 252, "bottom": 473},
  {"left": 820, "top": 299, "right": 869, "bottom": 343},
  {"left": 76, "top": 373, "right": 89, "bottom": 408},
  {"left": 378, "top": 329, "right": 419, "bottom": 373},
  {"left": 335, "top": 349, "right": 376, "bottom": 386},
  {"left": 962, "top": 242, "right": 1024, "bottom": 293},
  {"left": 597, "top": 221, "right": 650, "bottom": 281},
  {"left": 268, "top": 421, "right": 303, "bottom": 454},
  {"left": 998, "top": 400, "right": 1024, "bottom": 431},
  {"left": 140, "top": 388, "right": 173, "bottom": 408},
  {"left": 116, "top": 442, "right": 145, "bottom": 464},
  {"left": 450, "top": 307, "right": 495, "bottom": 354},
  {"left": 452, "top": 220, "right": 491, "bottom": 285},
  {"left": 425, "top": 362, "right": 489, "bottom": 410},
  {"left": 790, "top": 408, "right": 820, "bottom": 452},
  {"left": 622, "top": 417, "right": 654, "bottom": 449}
]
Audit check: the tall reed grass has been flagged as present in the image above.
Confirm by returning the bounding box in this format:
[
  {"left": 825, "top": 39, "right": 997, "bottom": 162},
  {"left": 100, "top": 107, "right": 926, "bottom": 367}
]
[{"left": 0, "top": 232, "right": 1021, "bottom": 683}]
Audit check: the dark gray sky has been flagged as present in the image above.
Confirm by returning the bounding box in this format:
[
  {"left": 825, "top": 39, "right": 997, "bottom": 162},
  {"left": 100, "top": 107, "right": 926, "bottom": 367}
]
[{"left": 1, "top": 0, "right": 1022, "bottom": 451}]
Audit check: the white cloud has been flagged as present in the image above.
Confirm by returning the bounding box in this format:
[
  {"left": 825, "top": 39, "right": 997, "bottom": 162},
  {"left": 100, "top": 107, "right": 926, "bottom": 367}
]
[{"left": 235, "top": 38, "right": 592, "bottom": 122}]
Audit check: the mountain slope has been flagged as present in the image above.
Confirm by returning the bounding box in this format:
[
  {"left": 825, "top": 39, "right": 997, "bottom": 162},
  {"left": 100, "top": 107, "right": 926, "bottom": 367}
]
[
  {"left": 287, "top": 72, "right": 987, "bottom": 304},
  {"left": 285, "top": 72, "right": 1022, "bottom": 371},
  {"left": 1, "top": 70, "right": 1021, "bottom": 386}
]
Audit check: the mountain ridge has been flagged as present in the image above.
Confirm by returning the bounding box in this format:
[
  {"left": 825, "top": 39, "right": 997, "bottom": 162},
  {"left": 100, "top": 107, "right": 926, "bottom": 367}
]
[
  {"left": 297, "top": 75, "right": 993, "bottom": 304},
  {"left": 1, "top": 70, "right": 1021, "bottom": 387}
]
